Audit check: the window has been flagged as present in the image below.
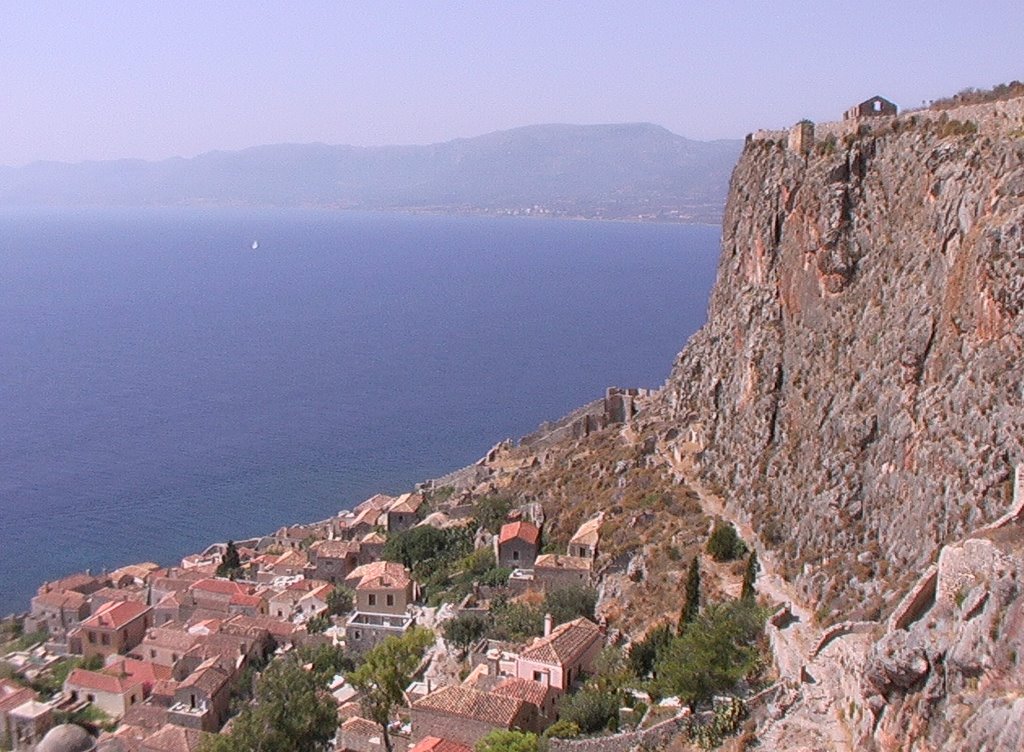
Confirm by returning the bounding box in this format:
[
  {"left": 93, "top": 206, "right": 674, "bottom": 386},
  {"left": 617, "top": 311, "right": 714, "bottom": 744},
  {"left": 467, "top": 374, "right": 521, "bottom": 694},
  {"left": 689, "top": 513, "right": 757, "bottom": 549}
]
[
  {"left": 87, "top": 694, "right": 95, "bottom": 703},
  {"left": 150, "top": 649, "right": 157, "bottom": 659},
  {"left": 386, "top": 594, "right": 394, "bottom": 607},
  {"left": 101, "top": 633, "right": 110, "bottom": 646},
  {"left": 513, "top": 550, "right": 520, "bottom": 561},
  {"left": 354, "top": 630, "right": 362, "bottom": 640},
  {"left": 88, "top": 631, "right": 96, "bottom": 644},
  {"left": 368, "top": 594, "right": 377, "bottom": 607}
]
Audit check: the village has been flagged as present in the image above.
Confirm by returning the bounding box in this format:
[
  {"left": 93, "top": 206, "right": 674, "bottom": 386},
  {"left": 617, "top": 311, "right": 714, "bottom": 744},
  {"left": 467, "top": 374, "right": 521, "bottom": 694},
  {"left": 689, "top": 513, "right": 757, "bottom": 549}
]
[{"left": 0, "top": 486, "right": 670, "bottom": 752}]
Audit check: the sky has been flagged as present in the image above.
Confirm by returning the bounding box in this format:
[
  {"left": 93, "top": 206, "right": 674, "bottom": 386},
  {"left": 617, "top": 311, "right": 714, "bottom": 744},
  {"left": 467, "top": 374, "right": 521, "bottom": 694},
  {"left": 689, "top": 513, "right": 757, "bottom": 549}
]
[{"left": 1, "top": 1, "right": 1022, "bottom": 166}]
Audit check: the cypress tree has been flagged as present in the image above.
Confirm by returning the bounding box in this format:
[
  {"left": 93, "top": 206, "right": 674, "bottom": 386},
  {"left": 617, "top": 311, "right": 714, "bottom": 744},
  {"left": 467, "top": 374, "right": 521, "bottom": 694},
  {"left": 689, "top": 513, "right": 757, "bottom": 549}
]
[
  {"left": 680, "top": 556, "right": 700, "bottom": 633},
  {"left": 741, "top": 549, "right": 760, "bottom": 601}
]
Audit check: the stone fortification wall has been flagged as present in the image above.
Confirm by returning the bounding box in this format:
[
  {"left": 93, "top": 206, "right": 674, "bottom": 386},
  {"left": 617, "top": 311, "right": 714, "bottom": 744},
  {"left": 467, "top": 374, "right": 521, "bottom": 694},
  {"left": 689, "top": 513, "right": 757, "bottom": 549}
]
[
  {"left": 547, "top": 711, "right": 691, "bottom": 752},
  {"left": 751, "top": 96, "right": 1024, "bottom": 153}
]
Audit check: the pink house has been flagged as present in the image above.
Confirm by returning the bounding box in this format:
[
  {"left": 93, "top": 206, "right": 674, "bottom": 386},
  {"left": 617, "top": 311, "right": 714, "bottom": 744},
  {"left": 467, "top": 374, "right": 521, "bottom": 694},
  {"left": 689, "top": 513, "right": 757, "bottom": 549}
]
[{"left": 514, "top": 617, "right": 603, "bottom": 694}]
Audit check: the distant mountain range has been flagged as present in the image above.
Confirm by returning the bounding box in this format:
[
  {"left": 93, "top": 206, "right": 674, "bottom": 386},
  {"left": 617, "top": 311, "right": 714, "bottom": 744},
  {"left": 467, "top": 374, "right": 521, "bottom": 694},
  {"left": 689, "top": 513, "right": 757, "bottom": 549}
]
[{"left": 0, "top": 124, "right": 742, "bottom": 223}]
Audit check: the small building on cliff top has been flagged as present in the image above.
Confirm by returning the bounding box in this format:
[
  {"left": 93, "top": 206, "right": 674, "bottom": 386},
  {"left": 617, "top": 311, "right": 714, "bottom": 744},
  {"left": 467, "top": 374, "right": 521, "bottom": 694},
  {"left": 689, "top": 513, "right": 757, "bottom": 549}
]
[{"left": 844, "top": 95, "right": 897, "bottom": 120}]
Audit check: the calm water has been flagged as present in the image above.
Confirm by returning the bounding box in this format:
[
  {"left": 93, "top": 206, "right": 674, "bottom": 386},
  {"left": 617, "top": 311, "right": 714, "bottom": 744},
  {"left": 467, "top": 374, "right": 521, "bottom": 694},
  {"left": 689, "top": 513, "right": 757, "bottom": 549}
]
[{"left": 0, "top": 208, "right": 720, "bottom": 614}]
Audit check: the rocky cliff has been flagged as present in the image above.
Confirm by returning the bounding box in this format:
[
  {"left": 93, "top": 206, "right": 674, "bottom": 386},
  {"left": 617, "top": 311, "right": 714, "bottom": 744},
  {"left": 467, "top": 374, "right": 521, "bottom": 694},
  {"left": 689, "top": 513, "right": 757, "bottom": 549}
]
[{"left": 655, "top": 101, "right": 1024, "bottom": 619}]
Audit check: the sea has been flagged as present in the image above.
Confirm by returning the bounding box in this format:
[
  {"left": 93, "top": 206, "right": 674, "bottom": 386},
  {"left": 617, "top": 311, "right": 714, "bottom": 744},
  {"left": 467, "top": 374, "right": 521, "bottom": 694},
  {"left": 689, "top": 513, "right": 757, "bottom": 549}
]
[{"left": 0, "top": 207, "right": 720, "bottom": 615}]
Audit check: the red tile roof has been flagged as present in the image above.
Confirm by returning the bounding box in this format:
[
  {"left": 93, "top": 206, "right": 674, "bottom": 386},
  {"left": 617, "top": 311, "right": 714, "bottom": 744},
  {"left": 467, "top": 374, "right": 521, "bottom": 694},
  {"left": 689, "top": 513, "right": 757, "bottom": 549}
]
[
  {"left": 412, "top": 685, "right": 525, "bottom": 726},
  {"left": 518, "top": 617, "right": 602, "bottom": 666},
  {"left": 410, "top": 737, "right": 473, "bottom": 752},
  {"left": 498, "top": 521, "right": 540, "bottom": 546},
  {"left": 388, "top": 493, "right": 424, "bottom": 514},
  {"left": 492, "top": 677, "right": 551, "bottom": 709},
  {"left": 534, "top": 554, "right": 592, "bottom": 571},
  {"left": 83, "top": 600, "right": 151, "bottom": 630},
  {"left": 344, "top": 561, "right": 411, "bottom": 590},
  {"left": 190, "top": 578, "right": 251, "bottom": 596}
]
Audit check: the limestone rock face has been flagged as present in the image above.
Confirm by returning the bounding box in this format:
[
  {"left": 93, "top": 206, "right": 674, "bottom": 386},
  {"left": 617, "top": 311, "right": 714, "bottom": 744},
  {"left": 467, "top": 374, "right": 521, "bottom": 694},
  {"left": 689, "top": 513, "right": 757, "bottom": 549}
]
[{"left": 655, "top": 114, "right": 1024, "bottom": 614}]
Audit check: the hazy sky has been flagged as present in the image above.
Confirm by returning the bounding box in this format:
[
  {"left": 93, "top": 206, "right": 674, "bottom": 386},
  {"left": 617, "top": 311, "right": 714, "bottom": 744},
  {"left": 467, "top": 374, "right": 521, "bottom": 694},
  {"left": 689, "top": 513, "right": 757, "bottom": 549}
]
[{"left": 2, "top": 1, "right": 1021, "bottom": 166}]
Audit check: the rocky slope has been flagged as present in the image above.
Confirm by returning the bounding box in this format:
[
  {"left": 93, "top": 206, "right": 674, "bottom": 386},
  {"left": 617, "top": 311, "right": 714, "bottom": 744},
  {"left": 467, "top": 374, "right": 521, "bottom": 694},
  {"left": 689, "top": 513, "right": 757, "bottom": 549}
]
[{"left": 654, "top": 101, "right": 1024, "bottom": 619}]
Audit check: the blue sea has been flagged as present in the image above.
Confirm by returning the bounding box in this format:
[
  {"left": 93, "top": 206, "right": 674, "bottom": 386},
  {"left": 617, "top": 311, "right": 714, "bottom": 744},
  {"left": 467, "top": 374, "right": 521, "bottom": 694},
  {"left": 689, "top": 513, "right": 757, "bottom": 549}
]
[{"left": 0, "top": 208, "right": 720, "bottom": 615}]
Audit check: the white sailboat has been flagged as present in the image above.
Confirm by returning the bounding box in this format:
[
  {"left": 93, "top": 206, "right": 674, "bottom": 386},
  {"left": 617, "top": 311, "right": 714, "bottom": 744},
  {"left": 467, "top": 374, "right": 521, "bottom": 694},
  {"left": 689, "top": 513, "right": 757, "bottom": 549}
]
[{"left": 251, "top": 240, "right": 259, "bottom": 251}]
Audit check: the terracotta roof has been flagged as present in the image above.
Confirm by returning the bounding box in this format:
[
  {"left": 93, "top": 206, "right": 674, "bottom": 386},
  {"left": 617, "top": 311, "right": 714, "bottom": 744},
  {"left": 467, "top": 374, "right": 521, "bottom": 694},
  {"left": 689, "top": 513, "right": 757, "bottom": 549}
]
[
  {"left": 140, "top": 723, "right": 207, "bottom": 752},
  {"left": 286, "top": 578, "right": 332, "bottom": 593},
  {"left": 67, "top": 659, "right": 172, "bottom": 695},
  {"left": 110, "top": 563, "right": 161, "bottom": 583},
  {"left": 0, "top": 680, "right": 35, "bottom": 713},
  {"left": 229, "top": 592, "right": 264, "bottom": 608},
  {"left": 498, "top": 521, "right": 540, "bottom": 546},
  {"left": 312, "top": 540, "right": 362, "bottom": 558},
  {"left": 92, "top": 586, "right": 149, "bottom": 604},
  {"left": 84, "top": 600, "right": 151, "bottom": 630},
  {"left": 412, "top": 685, "right": 525, "bottom": 726},
  {"left": 354, "top": 493, "right": 396, "bottom": 513},
  {"left": 492, "top": 677, "right": 551, "bottom": 709},
  {"left": 360, "top": 531, "right": 386, "bottom": 544},
  {"left": 569, "top": 515, "right": 603, "bottom": 547},
  {"left": 410, "top": 737, "right": 473, "bottom": 752},
  {"left": 141, "top": 627, "right": 201, "bottom": 652},
  {"left": 519, "top": 617, "right": 602, "bottom": 666},
  {"left": 345, "top": 561, "right": 411, "bottom": 590},
  {"left": 39, "top": 572, "right": 105, "bottom": 594},
  {"left": 388, "top": 493, "right": 424, "bottom": 515},
  {"left": 534, "top": 554, "right": 592, "bottom": 571},
  {"left": 178, "top": 658, "right": 231, "bottom": 695},
  {"left": 190, "top": 578, "right": 252, "bottom": 596},
  {"left": 271, "top": 549, "right": 308, "bottom": 567},
  {"left": 340, "top": 716, "right": 379, "bottom": 737},
  {"left": 33, "top": 589, "right": 88, "bottom": 610},
  {"left": 223, "top": 614, "right": 297, "bottom": 639}
]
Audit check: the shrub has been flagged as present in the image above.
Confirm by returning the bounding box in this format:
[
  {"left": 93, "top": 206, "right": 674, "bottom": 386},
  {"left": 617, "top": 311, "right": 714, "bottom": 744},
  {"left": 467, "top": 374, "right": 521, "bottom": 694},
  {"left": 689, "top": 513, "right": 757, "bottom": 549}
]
[
  {"left": 543, "top": 586, "right": 597, "bottom": 626},
  {"left": 706, "top": 522, "right": 746, "bottom": 562},
  {"left": 443, "top": 612, "right": 490, "bottom": 651},
  {"left": 543, "top": 720, "right": 580, "bottom": 739},
  {"left": 558, "top": 687, "right": 620, "bottom": 734}
]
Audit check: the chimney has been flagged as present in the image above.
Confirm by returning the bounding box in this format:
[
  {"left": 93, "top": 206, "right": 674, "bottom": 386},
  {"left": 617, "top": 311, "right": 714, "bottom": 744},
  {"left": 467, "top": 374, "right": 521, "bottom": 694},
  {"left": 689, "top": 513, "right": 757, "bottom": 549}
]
[
  {"left": 543, "top": 613, "right": 553, "bottom": 637},
  {"left": 487, "top": 648, "right": 501, "bottom": 677}
]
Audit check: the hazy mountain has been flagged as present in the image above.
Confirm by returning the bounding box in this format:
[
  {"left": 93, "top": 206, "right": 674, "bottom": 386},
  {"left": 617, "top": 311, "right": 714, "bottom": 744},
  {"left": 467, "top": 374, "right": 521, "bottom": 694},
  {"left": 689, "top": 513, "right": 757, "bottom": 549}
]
[{"left": 0, "top": 124, "right": 742, "bottom": 222}]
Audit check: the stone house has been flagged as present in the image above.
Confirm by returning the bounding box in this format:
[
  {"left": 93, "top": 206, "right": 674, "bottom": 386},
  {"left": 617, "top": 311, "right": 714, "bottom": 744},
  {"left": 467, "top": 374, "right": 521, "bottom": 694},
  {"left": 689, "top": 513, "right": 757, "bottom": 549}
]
[
  {"left": 135, "top": 627, "right": 201, "bottom": 672},
  {"left": 358, "top": 532, "right": 386, "bottom": 565},
  {"left": 188, "top": 579, "right": 258, "bottom": 615},
  {"left": 250, "top": 549, "right": 309, "bottom": 584},
  {"left": 491, "top": 677, "right": 556, "bottom": 732},
  {"left": 410, "top": 685, "right": 535, "bottom": 746},
  {"left": 267, "top": 580, "right": 333, "bottom": 622},
  {"left": 334, "top": 494, "right": 394, "bottom": 539},
  {"left": 6, "top": 700, "right": 52, "bottom": 750},
  {"left": 306, "top": 539, "right": 362, "bottom": 584},
  {"left": 227, "top": 591, "right": 266, "bottom": 618},
  {"left": 568, "top": 514, "right": 602, "bottom": 560},
  {"left": 386, "top": 493, "right": 424, "bottom": 533},
  {"left": 495, "top": 521, "right": 540, "bottom": 569},
  {"left": 64, "top": 658, "right": 172, "bottom": 720},
  {"left": 343, "top": 611, "right": 415, "bottom": 657},
  {"left": 514, "top": 617, "right": 603, "bottom": 694},
  {"left": 843, "top": 95, "right": 897, "bottom": 120},
  {"left": 28, "top": 589, "right": 90, "bottom": 640},
  {"left": 0, "top": 680, "right": 37, "bottom": 747},
  {"left": 73, "top": 600, "right": 153, "bottom": 660},
  {"left": 167, "top": 657, "right": 233, "bottom": 732},
  {"left": 533, "top": 554, "right": 592, "bottom": 590},
  {"left": 344, "top": 561, "right": 415, "bottom": 615}
]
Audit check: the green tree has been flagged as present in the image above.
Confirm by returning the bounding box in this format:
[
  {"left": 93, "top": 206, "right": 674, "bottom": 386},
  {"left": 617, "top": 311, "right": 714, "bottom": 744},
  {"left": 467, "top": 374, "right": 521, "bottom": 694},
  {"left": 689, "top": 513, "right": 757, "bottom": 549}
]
[
  {"left": 706, "top": 522, "right": 747, "bottom": 562},
  {"left": 558, "top": 686, "right": 620, "bottom": 734},
  {"left": 202, "top": 654, "right": 337, "bottom": 752},
  {"left": 489, "top": 601, "right": 544, "bottom": 642},
  {"left": 383, "top": 526, "right": 471, "bottom": 569},
  {"left": 347, "top": 627, "right": 434, "bottom": 752},
  {"left": 327, "top": 587, "right": 354, "bottom": 616},
  {"left": 306, "top": 614, "right": 330, "bottom": 634},
  {"left": 654, "top": 599, "right": 765, "bottom": 707},
  {"left": 475, "top": 729, "right": 539, "bottom": 752},
  {"left": 297, "top": 643, "right": 354, "bottom": 682},
  {"left": 627, "top": 623, "right": 672, "bottom": 679},
  {"left": 216, "top": 540, "right": 243, "bottom": 579},
  {"left": 543, "top": 720, "right": 580, "bottom": 739},
  {"left": 443, "top": 612, "right": 490, "bottom": 651},
  {"left": 741, "top": 550, "right": 760, "bottom": 601},
  {"left": 543, "top": 585, "right": 597, "bottom": 626},
  {"left": 680, "top": 556, "right": 701, "bottom": 631},
  {"left": 473, "top": 496, "right": 514, "bottom": 534}
]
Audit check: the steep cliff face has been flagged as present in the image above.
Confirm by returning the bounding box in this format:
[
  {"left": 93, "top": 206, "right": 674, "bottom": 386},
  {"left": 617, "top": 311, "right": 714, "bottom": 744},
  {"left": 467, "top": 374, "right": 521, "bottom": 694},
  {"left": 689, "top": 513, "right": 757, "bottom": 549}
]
[{"left": 657, "top": 107, "right": 1024, "bottom": 616}]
